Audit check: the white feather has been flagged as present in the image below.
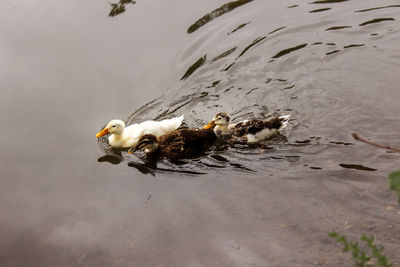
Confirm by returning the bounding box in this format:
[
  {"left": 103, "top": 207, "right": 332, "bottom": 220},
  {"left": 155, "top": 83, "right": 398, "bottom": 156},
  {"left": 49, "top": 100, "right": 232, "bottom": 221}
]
[
  {"left": 108, "top": 115, "right": 184, "bottom": 148},
  {"left": 246, "top": 129, "right": 277, "bottom": 143},
  {"left": 279, "top": 115, "right": 290, "bottom": 129},
  {"left": 244, "top": 115, "right": 290, "bottom": 143}
]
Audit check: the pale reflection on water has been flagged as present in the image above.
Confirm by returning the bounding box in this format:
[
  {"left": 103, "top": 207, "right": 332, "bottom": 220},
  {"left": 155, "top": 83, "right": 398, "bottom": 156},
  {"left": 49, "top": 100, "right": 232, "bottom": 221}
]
[{"left": 1, "top": 0, "right": 400, "bottom": 266}]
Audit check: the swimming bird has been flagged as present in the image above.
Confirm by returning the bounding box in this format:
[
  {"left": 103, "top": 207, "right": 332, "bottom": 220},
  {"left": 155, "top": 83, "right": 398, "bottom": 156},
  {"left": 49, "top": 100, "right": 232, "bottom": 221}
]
[
  {"left": 204, "top": 112, "right": 290, "bottom": 143},
  {"left": 96, "top": 115, "right": 184, "bottom": 148},
  {"left": 128, "top": 127, "right": 216, "bottom": 161}
]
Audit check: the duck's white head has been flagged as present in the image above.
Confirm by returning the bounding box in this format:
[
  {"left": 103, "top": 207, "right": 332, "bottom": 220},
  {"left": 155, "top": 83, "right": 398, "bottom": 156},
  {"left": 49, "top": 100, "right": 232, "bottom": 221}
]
[
  {"left": 96, "top": 119, "right": 125, "bottom": 137},
  {"left": 204, "top": 112, "right": 231, "bottom": 129}
]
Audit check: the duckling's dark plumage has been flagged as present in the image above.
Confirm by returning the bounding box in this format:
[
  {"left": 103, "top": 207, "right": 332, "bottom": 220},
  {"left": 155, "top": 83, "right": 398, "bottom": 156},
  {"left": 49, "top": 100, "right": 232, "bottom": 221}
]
[{"left": 130, "top": 128, "right": 216, "bottom": 161}]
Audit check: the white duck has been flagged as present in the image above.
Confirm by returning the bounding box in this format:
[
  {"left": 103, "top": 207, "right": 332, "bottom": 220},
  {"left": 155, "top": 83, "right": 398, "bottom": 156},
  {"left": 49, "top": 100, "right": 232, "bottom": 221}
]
[
  {"left": 204, "top": 112, "right": 290, "bottom": 143},
  {"left": 96, "top": 115, "right": 184, "bottom": 148}
]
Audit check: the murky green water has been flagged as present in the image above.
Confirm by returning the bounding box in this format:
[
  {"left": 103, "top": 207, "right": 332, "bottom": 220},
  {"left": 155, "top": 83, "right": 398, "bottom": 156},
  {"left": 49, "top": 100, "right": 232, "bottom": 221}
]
[{"left": 1, "top": 0, "right": 400, "bottom": 266}]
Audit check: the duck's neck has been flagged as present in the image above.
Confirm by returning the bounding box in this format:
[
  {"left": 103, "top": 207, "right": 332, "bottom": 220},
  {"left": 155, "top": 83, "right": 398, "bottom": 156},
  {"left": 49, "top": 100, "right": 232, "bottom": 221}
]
[
  {"left": 108, "top": 130, "right": 125, "bottom": 147},
  {"left": 112, "top": 127, "right": 125, "bottom": 138},
  {"left": 214, "top": 125, "right": 229, "bottom": 136}
]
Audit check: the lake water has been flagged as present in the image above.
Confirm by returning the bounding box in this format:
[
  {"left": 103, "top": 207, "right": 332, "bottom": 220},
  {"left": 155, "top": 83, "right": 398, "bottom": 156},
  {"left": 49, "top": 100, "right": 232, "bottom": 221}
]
[{"left": 1, "top": 0, "right": 400, "bottom": 266}]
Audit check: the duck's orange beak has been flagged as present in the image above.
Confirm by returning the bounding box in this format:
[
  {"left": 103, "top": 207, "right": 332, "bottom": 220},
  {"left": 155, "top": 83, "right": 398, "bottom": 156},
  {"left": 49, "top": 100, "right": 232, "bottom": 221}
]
[
  {"left": 96, "top": 127, "right": 109, "bottom": 138},
  {"left": 203, "top": 121, "right": 216, "bottom": 130}
]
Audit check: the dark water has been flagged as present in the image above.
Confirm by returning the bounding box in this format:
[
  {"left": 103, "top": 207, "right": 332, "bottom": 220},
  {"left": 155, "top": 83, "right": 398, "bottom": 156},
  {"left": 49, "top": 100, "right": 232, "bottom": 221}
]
[{"left": 1, "top": 0, "right": 400, "bottom": 266}]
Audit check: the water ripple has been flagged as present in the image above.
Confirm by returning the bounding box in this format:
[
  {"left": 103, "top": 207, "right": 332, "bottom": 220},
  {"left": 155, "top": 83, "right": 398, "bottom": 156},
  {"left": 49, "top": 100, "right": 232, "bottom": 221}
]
[
  {"left": 355, "top": 5, "right": 400, "bottom": 13},
  {"left": 210, "top": 47, "right": 237, "bottom": 62},
  {"left": 325, "top": 26, "right": 352, "bottom": 31},
  {"left": 339, "top": 164, "right": 378, "bottom": 171},
  {"left": 187, "top": 0, "right": 254, "bottom": 33},
  {"left": 272, "top": 43, "right": 308, "bottom": 58},
  {"left": 311, "top": 0, "right": 349, "bottom": 3},
  {"left": 359, "top": 18, "right": 395, "bottom": 26},
  {"left": 237, "top": 36, "right": 267, "bottom": 58},
  {"left": 118, "top": 0, "right": 400, "bottom": 177},
  {"left": 309, "top": 8, "right": 332, "bottom": 13},
  {"left": 181, "top": 55, "right": 207, "bottom": 80},
  {"left": 343, "top": 44, "right": 364, "bottom": 48},
  {"left": 229, "top": 22, "right": 251, "bottom": 34}
]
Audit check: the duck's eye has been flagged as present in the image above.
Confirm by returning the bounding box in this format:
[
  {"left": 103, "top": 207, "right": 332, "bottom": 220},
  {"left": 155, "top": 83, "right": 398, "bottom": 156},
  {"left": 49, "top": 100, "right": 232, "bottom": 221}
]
[{"left": 112, "top": 125, "right": 116, "bottom": 128}]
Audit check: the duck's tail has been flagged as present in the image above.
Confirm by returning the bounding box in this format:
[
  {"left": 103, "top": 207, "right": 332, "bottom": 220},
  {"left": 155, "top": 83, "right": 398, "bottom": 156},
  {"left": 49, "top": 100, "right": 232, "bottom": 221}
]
[
  {"left": 160, "top": 115, "right": 184, "bottom": 131},
  {"left": 174, "top": 115, "right": 184, "bottom": 127},
  {"left": 278, "top": 115, "right": 290, "bottom": 130}
]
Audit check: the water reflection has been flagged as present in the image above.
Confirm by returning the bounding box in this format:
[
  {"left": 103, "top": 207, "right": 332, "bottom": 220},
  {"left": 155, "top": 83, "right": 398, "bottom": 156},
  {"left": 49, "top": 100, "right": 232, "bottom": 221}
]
[
  {"left": 128, "top": 157, "right": 209, "bottom": 175},
  {"left": 97, "top": 155, "right": 123, "bottom": 165},
  {"left": 96, "top": 132, "right": 294, "bottom": 175}
]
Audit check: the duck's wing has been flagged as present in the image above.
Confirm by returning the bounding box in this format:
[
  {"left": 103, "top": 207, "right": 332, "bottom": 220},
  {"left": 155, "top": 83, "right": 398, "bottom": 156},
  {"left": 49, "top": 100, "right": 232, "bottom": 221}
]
[
  {"left": 124, "top": 116, "right": 184, "bottom": 143},
  {"left": 138, "top": 116, "right": 184, "bottom": 136},
  {"left": 229, "top": 120, "right": 254, "bottom": 136},
  {"left": 158, "top": 131, "right": 185, "bottom": 159},
  {"left": 159, "top": 131, "right": 183, "bottom": 145},
  {"left": 233, "top": 118, "right": 285, "bottom": 134},
  {"left": 227, "top": 118, "right": 288, "bottom": 143}
]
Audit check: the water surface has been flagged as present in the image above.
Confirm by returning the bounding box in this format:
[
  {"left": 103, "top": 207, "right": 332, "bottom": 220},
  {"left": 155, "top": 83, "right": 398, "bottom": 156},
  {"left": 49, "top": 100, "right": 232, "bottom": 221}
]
[{"left": 1, "top": 0, "right": 400, "bottom": 266}]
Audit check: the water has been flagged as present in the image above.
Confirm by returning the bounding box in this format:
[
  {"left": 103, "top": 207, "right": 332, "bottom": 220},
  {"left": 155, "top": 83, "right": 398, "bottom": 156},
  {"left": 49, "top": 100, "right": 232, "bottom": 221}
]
[{"left": 1, "top": 0, "right": 400, "bottom": 266}]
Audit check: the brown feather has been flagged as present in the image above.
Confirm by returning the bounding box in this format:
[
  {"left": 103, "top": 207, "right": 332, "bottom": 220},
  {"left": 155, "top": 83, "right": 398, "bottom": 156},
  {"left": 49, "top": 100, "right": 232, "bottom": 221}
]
[
  {"left": 232, "top": 117, "right": 282, "bottom": 136},
  {"left": 134, "top": 128, "right": 216, "bottom": 161}
]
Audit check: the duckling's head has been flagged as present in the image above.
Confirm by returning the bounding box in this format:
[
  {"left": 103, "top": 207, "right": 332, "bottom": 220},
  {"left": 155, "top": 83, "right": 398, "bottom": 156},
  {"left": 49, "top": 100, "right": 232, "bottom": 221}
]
[
  {"left": 128, "top": 134, "right": 159, "bottom": 154},
  {"left": 96, "top": 120, "right": 125, "bottom": 137},
  {"left": 204, "top": 112, "right": 231, "bottom": 129},
  {"left": 213, "top": 112, "right": 231, "bottom": 126}
]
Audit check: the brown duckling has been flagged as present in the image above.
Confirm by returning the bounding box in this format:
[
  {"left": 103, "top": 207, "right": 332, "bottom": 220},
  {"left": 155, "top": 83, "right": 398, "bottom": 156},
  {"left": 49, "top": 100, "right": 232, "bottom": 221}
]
[
  {"left": 204, "top": 112, "right": 290, "bottom": 143},
  {"left": 128, "top": 128, "right": 216, "bottom": 161}
]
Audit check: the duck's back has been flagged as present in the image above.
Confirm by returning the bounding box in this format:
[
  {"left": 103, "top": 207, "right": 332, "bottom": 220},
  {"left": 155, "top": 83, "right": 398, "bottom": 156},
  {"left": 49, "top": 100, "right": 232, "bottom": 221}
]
[
  {"left": 123, "top": 116, "right": 184, "bottom": 146},
  {"left": 143, "top": 116, "right": 184, "bottom": 135},
  {"left": 232, "top": 118, "right": 282, "bottom": 136},
  {"left": 158, "top": 128, "right": 216, "bottom": 160},
  {"left": 227, "top": 116, "right": 289, "bottom": 143}
]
